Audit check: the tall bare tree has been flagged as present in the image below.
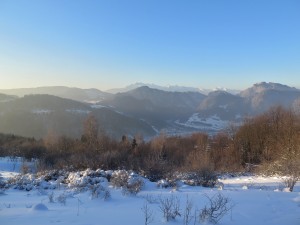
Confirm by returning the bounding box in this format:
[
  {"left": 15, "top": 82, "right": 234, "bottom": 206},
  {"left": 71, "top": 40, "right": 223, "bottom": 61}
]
[{"left": 82, "top": 113, "right": 99, "bottom": 147}]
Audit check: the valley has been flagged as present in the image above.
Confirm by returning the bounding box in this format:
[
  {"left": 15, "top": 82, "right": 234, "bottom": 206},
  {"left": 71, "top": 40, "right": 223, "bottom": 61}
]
[{"left": 0, "top": 82, "right": 299, "bottom": 139}]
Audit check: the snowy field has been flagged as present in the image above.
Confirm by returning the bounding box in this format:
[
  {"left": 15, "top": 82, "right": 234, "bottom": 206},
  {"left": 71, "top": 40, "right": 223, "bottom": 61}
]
[{"left": 0, "top": 157, "right": 300, "bottom": 225}]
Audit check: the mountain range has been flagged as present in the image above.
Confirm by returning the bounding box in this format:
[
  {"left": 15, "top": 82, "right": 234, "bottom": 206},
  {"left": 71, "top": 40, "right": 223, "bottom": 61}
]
[
  {"left": 0, "top": 86, "right": 112, "bottom": 103},
  {"left": 0, "top": 82, "right": 299, "bottom": 139},
  {"left": 107, "top": 82, "right": 240, "bottom": 95}
]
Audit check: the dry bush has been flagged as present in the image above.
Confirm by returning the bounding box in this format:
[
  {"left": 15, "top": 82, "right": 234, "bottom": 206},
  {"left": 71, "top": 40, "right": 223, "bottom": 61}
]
[
  {"left": 20, "top": 161, "right": 31, "bottom": 174},
  {"left": 141, "top": 201, "right": 154, "bottom": 225},
  {"left": 56, "top": 193, "right": 67, "bottom": 205},
  {"left": 159, "top": 195, "right": 181, "bottom": 222},
  {"left": 283, "top": 175, "right": 299, "bottom": 192},
  {"left": 142, "top": 154, "right": 170, "bottom": 182},
  {"left": 184, "top": 168, "right": 217, "bottom": 188},
  {"left": 196, "top": 168, "right": 218, "bottom": 188},
  {"left": 199, "top": 193, "right": 233, "bottom": 224},
  {"left": 48, "top": 192, "right": 55, "bottom": 203},
  {"left": 183, "top": 196, "right": 194, "bottom": 225}
]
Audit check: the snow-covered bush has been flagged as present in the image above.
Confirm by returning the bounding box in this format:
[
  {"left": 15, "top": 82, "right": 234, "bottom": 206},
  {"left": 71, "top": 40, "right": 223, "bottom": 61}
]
[
  {"left": 110, "top": 170, "right": 144, "bottom": 195},
  {"left": 66, "top": 172, "right": 90, "bottom": 192},
  {"left": 157, "top": 179, "right": 169, "bottom": 188},
  {"left": 65, "top": 169, "right": 108, "bottom": 192},
  {"left": 37, "top": 169, "right": 69, "bottom": 182},
  {"left": 4, "top": 168, "right": 110, "bottom": 193},
  {"left": 110, "top": 170, "right": 129, "bottom": 188},
  {"left": 122, "top": 175, "right": 144, "bottom": 196},
  {"left": 7, "top": 174, "right": 36, "bottom": 191},
  {"left": 156, "top": 177, "right": 181, "bottom": 189},
  {"left": 90, "top": 184, "right": 111, "bottom": 200}
]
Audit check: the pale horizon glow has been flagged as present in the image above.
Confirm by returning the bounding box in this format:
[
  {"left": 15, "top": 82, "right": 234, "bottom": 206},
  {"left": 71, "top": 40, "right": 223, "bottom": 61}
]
[{"left": 1, "top": 0, "right": 300, "bottom": 91}]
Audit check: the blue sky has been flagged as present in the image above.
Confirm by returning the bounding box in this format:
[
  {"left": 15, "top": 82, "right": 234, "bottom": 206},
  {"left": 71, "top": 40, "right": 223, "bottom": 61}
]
[{"left": 0, "top": 0, "right": 300, "bottom": 90}]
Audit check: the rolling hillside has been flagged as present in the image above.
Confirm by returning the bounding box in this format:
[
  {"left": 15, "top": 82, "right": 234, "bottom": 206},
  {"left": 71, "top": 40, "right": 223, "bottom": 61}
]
[{"left": 1, "top": 82, "right": 299, "bottom": 138}]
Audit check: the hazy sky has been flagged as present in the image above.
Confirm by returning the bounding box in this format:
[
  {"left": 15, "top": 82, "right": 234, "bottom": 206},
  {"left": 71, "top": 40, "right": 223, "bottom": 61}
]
[{"left": 0, "top": 0, "right": 300, "bottom": 91}]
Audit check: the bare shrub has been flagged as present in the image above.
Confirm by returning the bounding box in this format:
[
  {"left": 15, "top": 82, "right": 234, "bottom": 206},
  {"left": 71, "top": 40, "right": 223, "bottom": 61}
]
[
  {"left": 283, "top": 176, "right": 298, "bottom": 192},
  {"left": 183, "top": 195, "right": 193, "bottom": 225},
  {"left": 0, "top": 188, "right": 5, "bottom": 195},
  {"left": 141, "top": 201, "right": 154, "bottom": 225},
  {"left": 197, "top": 168, "right": 218, "bottom": 188},
  {"left": 48, "top": 192, "right": 55, "bottom": 203},
  {"left": 159, "top": 173, "right": 181, "bottom": 189},
  {"left": 142, "top": 156, "right": 169, "bottom": 182},
  {"left": 199, "top": 193, "right": 233, "bottom": 224},
  {"left": 185, "top": 168, "right": 217, "bottom": 188},
  {"left": 0, "top": 177, "right": 6, "bottom": 191},
  {"left": 21, "top": 161, "right": 31, "bottom": 174},
  {"left": 215, "top": 181, "right": 224, "bottom": 190},
  {"left": 25, "top": 204, "right": 33, "bottom": 208},
  {"left": 159, "top": 195, "right": 181, "bottom": 222},
  {"left": 144, "top": 194, "right": 159, "bottom": 204},
  {"left": 4, "top": 203, "right": 11, "bottom": 208},
  {"left": 56, "top": 193, "right": 67, "bottom": 205}
]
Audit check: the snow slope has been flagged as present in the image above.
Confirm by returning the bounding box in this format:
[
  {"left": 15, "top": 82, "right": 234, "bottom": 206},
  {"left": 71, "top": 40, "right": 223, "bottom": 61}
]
[
  {"left": 176, "top": 114, "right": 230, "bottom": 132},
  {"left": 0, "top": 158, "right": 299, "bottom": 225}
]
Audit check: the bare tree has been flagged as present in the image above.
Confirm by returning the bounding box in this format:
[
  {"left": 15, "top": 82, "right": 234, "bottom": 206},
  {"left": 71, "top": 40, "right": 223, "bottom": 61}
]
[
  {"left": 274, "top": 109, "right": 300, "bottom": 191},
  {"left": 82, "top": 113, "right": 99, "bottom": 147}
]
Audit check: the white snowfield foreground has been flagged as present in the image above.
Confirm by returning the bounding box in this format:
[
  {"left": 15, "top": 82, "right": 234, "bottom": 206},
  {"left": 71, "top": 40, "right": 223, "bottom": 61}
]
[{"left": 0, "top": 157, "right": 299, "bottom": 225}]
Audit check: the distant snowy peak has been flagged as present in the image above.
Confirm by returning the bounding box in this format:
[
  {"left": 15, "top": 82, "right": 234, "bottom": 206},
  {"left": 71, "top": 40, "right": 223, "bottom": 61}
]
[
  {"left": 207, "top": 90, "right": 234, "bottom": 97},
  {"left": 107, "top": 85, "right": 205, "bottom": 114},
  {"left": 108, "top": 82, "right": 202, "bottom": 93},
  {"left": 108, "top": 82, "right": 243, "bottom": 95},
  {"left": 199, "top": 87, "right": 241, "bottom": 95},
  {"left": 240, "top": 82, "right": 299, "bottom": 98}
]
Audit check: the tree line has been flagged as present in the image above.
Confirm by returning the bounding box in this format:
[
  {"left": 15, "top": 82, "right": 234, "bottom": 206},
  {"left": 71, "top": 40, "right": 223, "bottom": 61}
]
[{"left": 1, "top": 106, "right": 299, "bottom": 186}]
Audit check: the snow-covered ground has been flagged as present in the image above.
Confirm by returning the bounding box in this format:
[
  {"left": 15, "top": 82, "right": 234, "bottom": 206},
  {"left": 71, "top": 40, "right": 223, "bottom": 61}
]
[
  {"left": 176, "top": 114, "right": 230, "bottom": 132},
  {"left": 0, "top": 157, "right": 299, "bottom": 225},
  {"left": 65, "top": 109, "right": 91, "bottom": 114}
]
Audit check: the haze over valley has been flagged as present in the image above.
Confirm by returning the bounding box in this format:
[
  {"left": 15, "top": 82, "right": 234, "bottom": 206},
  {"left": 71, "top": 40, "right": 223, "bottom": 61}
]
[{"left": 0, "top": 82, "right": 299, "bottom": 139}]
